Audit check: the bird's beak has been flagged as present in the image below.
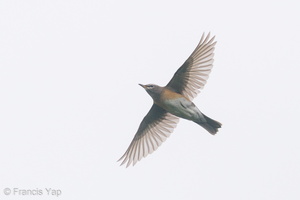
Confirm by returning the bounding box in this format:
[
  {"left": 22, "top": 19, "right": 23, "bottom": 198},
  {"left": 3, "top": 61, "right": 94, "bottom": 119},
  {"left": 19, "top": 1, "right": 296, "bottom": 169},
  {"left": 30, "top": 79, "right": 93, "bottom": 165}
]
[{"left": 139, "top": 84, "right": 146, "bottom": 89}]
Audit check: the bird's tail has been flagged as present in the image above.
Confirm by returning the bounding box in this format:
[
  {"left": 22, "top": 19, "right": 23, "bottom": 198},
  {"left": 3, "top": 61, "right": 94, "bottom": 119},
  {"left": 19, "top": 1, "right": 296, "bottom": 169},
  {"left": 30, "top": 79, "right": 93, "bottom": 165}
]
[{"left": 196, "top": 114, "right": 222, "bottom": 135}]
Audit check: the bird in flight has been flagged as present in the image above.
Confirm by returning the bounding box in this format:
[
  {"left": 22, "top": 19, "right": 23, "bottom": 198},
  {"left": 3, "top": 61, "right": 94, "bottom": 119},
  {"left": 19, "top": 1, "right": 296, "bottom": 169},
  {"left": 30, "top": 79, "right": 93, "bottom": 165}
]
[{"left": 118, "top": 33, "right": 222, "bottom": 167}]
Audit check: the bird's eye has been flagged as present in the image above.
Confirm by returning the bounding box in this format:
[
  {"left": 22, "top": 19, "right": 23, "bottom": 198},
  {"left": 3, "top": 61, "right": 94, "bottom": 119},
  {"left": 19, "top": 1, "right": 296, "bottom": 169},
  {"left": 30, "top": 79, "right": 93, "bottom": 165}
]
[{"left": 147, "top": 85, "right": 154, "bottom": 89}]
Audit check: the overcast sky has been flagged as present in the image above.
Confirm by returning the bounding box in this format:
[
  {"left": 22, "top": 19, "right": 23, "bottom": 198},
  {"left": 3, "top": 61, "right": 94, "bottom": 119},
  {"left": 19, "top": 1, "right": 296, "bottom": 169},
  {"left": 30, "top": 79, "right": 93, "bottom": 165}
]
[{"left": 1, "top": 0, "right": 299, "bottom": 199}]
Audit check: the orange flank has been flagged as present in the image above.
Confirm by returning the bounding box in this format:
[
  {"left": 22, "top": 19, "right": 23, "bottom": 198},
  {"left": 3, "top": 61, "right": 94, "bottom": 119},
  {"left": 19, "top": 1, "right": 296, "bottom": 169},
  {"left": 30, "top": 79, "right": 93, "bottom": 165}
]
[{"left": 157, "top": 88, "right": 187, "bottom": 106}]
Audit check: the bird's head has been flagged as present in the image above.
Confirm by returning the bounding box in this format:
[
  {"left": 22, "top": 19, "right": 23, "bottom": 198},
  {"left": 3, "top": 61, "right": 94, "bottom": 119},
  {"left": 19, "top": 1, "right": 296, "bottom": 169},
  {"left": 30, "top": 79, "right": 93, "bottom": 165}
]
[{"left": 139, "top": 84, "right": 163, "bottom": 101}]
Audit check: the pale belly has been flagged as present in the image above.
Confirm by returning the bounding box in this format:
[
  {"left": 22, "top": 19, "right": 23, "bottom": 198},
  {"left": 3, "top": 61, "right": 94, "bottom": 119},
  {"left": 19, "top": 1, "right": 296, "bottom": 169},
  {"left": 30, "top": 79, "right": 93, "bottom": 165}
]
[{"left": 161, "top": 97, "right": 204, "bottom": 121}]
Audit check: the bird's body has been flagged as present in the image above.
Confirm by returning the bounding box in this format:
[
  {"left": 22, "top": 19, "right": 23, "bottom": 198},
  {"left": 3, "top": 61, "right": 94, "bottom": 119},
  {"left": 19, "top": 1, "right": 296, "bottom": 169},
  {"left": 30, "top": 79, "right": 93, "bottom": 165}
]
[
  {"left": 162, "top": 96, "right": 199, "bottom": 121},
  {"left": 144, "top": 84, "right": 220, "bottom": 134},
  {"left": 154, "top": 86, "right": 204, "bottom": 123},
  {"left": 118, "top": 33, "right": 222, "bottom": 167}
]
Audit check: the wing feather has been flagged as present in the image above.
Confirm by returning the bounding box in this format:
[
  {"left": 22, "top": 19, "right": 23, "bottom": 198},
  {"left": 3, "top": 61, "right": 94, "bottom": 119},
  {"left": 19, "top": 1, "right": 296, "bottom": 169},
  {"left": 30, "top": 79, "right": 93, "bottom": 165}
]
[
  {"left": 118, "top": 104, "right": 179, "bottom": 167},
  {"left": 166, "top": 33, "right": 216, "bottom": 100}
]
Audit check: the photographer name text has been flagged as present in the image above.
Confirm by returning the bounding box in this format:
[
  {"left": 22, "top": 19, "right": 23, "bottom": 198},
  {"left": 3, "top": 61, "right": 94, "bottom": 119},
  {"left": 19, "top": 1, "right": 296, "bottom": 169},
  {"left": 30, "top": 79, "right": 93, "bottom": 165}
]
[{"left": 3, "top": 187, "right": 62, "bottom": 197}]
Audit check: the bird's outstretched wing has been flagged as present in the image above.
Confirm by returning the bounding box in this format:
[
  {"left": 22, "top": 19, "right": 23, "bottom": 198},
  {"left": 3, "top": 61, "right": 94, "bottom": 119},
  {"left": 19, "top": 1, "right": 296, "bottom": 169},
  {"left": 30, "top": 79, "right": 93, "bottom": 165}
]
[
  {"left": 166, "top": 33, "right": 216, "bottom": 100},
  {"left": 118, "top": 104, "right": 179, "bottom": 167}
]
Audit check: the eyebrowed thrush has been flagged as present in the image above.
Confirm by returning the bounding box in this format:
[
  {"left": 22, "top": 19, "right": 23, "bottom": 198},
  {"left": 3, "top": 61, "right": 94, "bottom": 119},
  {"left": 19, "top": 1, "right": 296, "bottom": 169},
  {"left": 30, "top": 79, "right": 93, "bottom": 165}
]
[{"left": 118, "top": 33, "right": 222, "bottom": 167}]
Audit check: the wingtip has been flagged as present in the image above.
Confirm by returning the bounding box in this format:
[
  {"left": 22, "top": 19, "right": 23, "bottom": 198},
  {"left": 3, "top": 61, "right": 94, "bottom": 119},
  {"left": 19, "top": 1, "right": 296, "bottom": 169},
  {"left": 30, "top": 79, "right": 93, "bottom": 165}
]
[
  {"left": 199, "top": 32, "right": 216, "bottom": 46},
  {"left": 207, "top": 32, "right": 211, "bottom": 38},
  {"left": 204, "top": 32, "right": 216, "bottom": 39},
  {"left": 117, "top": 158, "right": 131, "bottom": 168}
]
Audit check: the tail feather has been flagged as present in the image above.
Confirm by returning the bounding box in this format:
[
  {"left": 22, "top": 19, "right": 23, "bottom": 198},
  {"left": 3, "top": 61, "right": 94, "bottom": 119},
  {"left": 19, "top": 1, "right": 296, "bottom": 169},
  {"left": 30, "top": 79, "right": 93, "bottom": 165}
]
[{"left": 196, "top": 114, "right": 222, "bottom": 135}]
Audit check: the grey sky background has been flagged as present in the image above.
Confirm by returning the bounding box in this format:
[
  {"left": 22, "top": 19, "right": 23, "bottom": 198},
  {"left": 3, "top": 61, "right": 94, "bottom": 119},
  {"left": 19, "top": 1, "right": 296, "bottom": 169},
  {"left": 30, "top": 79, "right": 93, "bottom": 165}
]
[{"left": 1, "top": 0, "right": 299, "bottom": 199}]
